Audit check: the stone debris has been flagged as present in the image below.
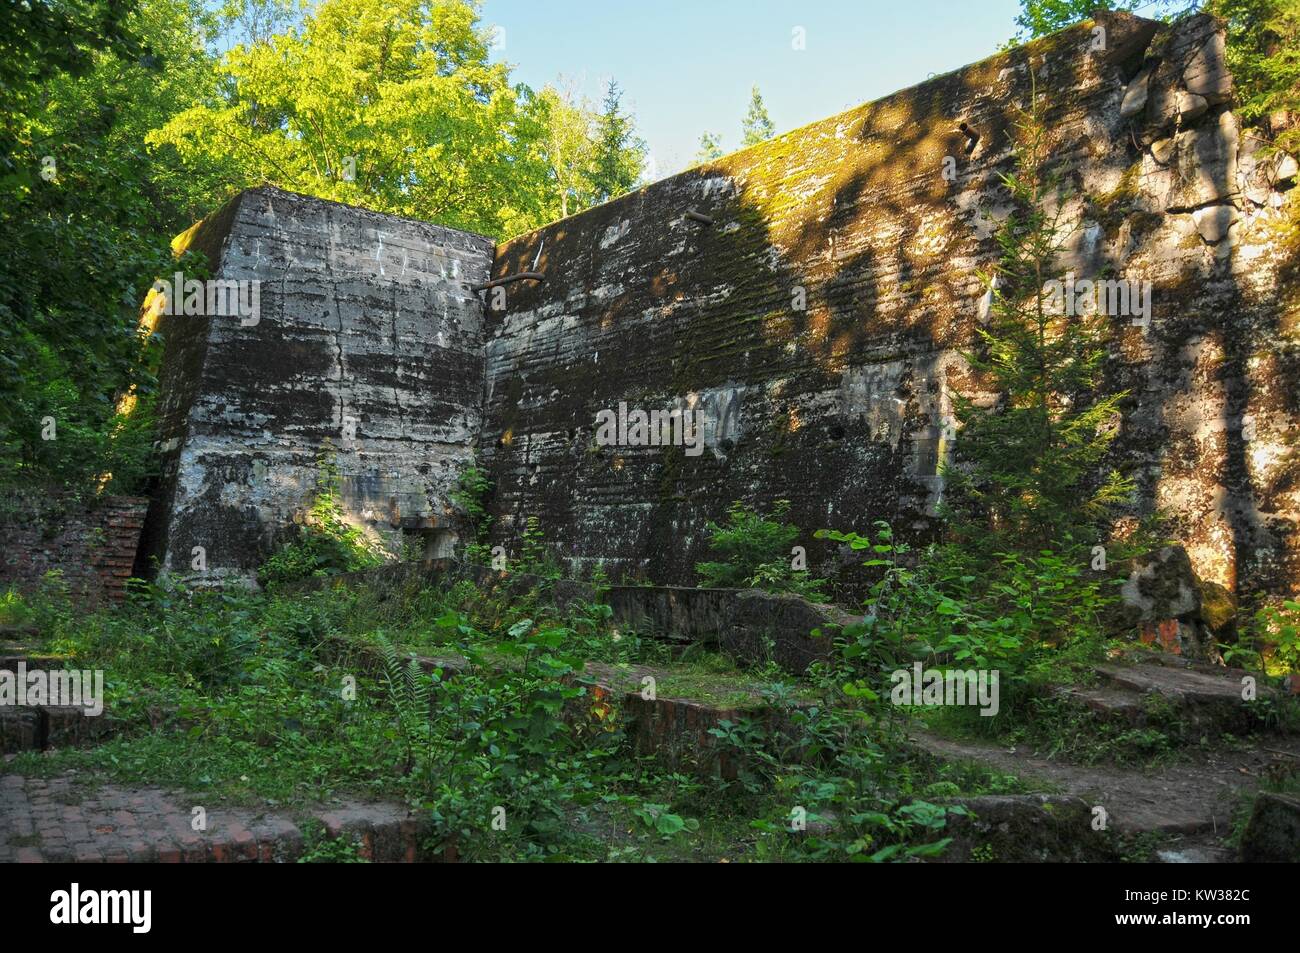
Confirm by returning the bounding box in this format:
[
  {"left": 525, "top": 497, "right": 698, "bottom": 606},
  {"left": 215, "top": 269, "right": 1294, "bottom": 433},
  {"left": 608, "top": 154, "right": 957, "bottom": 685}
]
[{"left": 1238, "top": 792, "right": 1300, "bottom": 863}]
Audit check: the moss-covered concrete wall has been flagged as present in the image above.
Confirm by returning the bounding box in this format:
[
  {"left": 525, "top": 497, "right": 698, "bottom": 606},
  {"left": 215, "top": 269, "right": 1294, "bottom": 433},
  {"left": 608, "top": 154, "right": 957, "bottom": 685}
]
[
  {"left": 144, "top": 12, "right": 1297, "bottom": 602},
  {"left": 142, "top": 187, "right": 494, "bottom": 583},
  {"left": 481, "top": 12, "right": 1299, "bottom": 599}
]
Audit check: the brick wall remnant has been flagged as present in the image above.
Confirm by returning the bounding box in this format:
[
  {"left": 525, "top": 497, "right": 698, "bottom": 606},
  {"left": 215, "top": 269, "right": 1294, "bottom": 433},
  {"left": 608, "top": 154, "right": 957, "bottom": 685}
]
[{"left": 0, "top": 492, "right": 148, "bottom": 605}]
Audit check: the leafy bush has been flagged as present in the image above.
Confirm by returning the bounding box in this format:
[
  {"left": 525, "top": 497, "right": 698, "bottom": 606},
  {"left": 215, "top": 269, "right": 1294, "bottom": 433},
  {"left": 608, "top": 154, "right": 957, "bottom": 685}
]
[
  {"left": 450, "top": 463, "right": 493, "bottom": 565},
  {"left": 819, "top": 522, "right": 1116, "bottom": 723},
  {"left": 0, "top": 586, "right": 33, "bottom": 626},
  {"left": 373, "top": 620, "right": 620, "bottom": 859},
  {"left": 259, "top": 452, "right": 388, "bottom": 586},
  {"left": 298, "top": 821, "right": 369, "bottom": 863},
  {"left": 1257, "top": 600, "right": 1300, "bottom": 672},
  {"left": 696, "top": 500, "right": 826, "bottom": 599},
  {"left": 737, "top": 669, "right": 978, "bottom": 862},
  {"left": 514, "top": 515, "right": 565, "bottom": 578},
  {"left": 1227, "top": 599, "right": 1300, "bottom": 675}
]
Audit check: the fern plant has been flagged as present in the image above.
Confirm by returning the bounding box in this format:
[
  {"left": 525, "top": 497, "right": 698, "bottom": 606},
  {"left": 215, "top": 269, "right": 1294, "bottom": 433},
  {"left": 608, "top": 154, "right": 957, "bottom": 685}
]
[{"left": 376, "top": 635, "right": 435, "bottom": 776}]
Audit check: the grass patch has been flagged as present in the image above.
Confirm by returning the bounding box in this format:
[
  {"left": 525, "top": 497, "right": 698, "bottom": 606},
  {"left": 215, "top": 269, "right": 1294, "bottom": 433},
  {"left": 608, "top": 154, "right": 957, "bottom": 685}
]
[{"left": 6, "top": 570, "right": 1058, "bottom": 861}]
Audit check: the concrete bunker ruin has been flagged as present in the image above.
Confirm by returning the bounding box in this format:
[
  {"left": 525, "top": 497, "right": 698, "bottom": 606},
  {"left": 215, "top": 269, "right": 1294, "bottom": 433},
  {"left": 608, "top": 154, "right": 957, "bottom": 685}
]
[{"left": 140, "top": 12, "right": 1299, "bottom": 603}]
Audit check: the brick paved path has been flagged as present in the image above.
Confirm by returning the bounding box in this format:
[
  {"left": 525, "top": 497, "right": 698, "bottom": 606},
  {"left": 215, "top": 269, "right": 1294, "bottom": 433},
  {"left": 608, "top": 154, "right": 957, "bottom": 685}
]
[{"left": 0, "top": 772, "right": 430, "bottom": 862}]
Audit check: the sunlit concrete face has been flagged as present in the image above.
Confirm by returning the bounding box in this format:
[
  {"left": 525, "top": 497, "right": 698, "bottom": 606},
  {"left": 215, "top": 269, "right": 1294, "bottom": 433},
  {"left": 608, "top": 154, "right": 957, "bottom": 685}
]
[
  {"left": 480, "top": 11, "right": 1297, "bottom": 598},
  {"left": 147, "top": 12, "right": 1298, "bottom": 601},
  {"left": 142, "top": 187, "right": 493, "bottom": 583}
]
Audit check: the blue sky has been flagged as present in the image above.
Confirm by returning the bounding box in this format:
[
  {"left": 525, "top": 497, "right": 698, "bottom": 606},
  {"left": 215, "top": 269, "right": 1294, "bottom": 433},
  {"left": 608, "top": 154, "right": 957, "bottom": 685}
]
[{"left": 480, "top": 0, "right": 1026, "bottom": 177}]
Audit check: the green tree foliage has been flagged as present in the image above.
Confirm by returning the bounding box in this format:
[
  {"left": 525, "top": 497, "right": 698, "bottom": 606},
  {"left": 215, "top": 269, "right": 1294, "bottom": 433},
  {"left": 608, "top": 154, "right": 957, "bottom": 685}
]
[
  {"left": 0, "top": 0, "right": 220, "bottom": 492},
  {"left": 696, "top": 500, "right": 825, "bottom": 599},
  {"left": 1012, "top": 0, "right": 1144, "bottom": 40},
  {"left": 695, "top": 130, "right": 724, "bottom": 164},
  {"left": 149, "top": 0, "right": 553, "bottom": 237},
  {"left": 740, "top": 85, "right": 775, "bottom": 146},
  {"left": 531, "top": 79, "right": 646, "bottom": 219},
  {"left": 1011, "top": 0, "right": 1198, "bottom": 42},
  {"left": 534, "top": 83, "right": 597, "bottom": 219},
  {"left": 587, "top": 80, "right": 646, "bottom": 204},
  {"left": 0, "top": 0, "right": 146, "bottom": 112},
  {"left": 943, "top": 106, "right": 1131, "bottom": 552},
  {"left": 1208, "top": 0, "right": 1300, "bottom": 151}
]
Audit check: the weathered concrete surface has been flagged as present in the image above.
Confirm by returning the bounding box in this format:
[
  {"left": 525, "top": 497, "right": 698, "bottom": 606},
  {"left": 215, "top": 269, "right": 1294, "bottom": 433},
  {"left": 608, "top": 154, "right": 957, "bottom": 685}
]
[
  {"left": 146, "top": 13, "right": 1298, "bottom": 604},
  {"left": 141, "top": 187, "right": 494, "bottom": 583},
  {"left": 295, "top": 559, "right": 847, "bottom": 673},
  {"left": 1239, "top": 792, "right": 1300, "bottom": 862},
  {"left": 935, "top": 795, "right": 1118, "bottom": 862},
  {"left": 479, "top": 12, "right": 1299, "bottom": 601},
  {"left": 453, "top": 563, "right": 847, "bottom": 673},
  {"left": 1055, "top": 650, "right": 1277, "bottom": 737}
]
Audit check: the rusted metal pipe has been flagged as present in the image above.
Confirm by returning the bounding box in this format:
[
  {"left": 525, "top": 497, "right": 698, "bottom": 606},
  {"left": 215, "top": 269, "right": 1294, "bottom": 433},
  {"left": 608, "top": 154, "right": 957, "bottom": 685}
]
[
  {"left": 958, "top": 122, "right": 980, "bottom": 155},
  {"left": 471, "top": 271, "right": 545, "bottom": 292},
  {"left": 684, "top": 209, "right": 714, "bottom": 225}
]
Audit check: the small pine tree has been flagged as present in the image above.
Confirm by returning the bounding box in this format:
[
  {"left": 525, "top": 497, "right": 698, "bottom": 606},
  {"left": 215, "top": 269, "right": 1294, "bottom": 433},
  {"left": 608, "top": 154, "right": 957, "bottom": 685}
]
[
  {"left": 741, "top": 86, "right": 775, "bottom": 146},
  {"left": 943, "top": 101, "right": 1132, "bottom": 552},
  {"left": 589, "top": 80, "right": 646, "bottom": 203},
  {"left": 695, "top": 130, "right": 724, "bottom": 163},
  {"left": 696, "top": 500, "right": 826, "bottom": 599}
]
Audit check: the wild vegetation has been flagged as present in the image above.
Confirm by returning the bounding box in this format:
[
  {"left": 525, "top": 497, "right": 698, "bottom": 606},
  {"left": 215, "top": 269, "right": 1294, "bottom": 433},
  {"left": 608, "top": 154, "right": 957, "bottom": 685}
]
[
  {"left": 0, "top": 0, "right": 649, "bottom": 494},
  {"left": 2, "top": 0, "right": 1298, "bottom": 864},
  {"left": 4, "top": 547, "right": 1044, "bottom": 862},
  {"left": 695, "top": 499, "right": 827, "bottom": 600}
]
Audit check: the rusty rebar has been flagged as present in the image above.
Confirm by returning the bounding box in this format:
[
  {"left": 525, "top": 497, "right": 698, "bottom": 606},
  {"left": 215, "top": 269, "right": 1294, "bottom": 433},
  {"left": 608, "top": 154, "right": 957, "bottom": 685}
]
[{"left": 471, "top": 271, "right": 545, "bottom": 292}]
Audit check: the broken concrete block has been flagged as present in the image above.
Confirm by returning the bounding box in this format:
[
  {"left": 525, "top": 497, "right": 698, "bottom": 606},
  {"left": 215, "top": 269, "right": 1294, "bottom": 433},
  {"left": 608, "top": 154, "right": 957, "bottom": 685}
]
[
  {"left": 1275, "top": 152, "right": 1299, "bottom": 183},
  {"left": 1183, "top": 31, "right": 1233, "bottom": 105},
  {"left": 937, "top": 795, "right": 1117, "bottom": 862},
  {"left": 1093, "top": 11, "right": 1160, "bottom": 66},
  {"left": 141, "top": 187, "right": 494, "bottom": 584},
  {"left": 1172, "top": 111, "right": 1239, "bottom": 208},
  {"left": 1144, "top": 84, "right": 1180, "bottom": 134},
  {"left": 718, "top": 589, "right": 847, "bottom": 675},
  {"left": 1121, "top": 68, "right": 1151, "bottom": 120},
  {"left": 0, "top": 709, "right": 41, "bottom": 753},
  {"left": 1121, "top": 545, "right": 1202, "bottom": 623},
  {"left": 1243, "top": 186, "right": 1271, "bottom": 207},
  {"left": 1196, "top": 578, "right": 1238, "bottom": 641},
  {"left": 1239, "top": 793, "right": 1300, "bottom": 862},
  {"left": 1176, "top": 91, "right": 1208, "bottom": 123},
  {"left": 1191, "top": 203, "right": 1239, "bottom": 243}
]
